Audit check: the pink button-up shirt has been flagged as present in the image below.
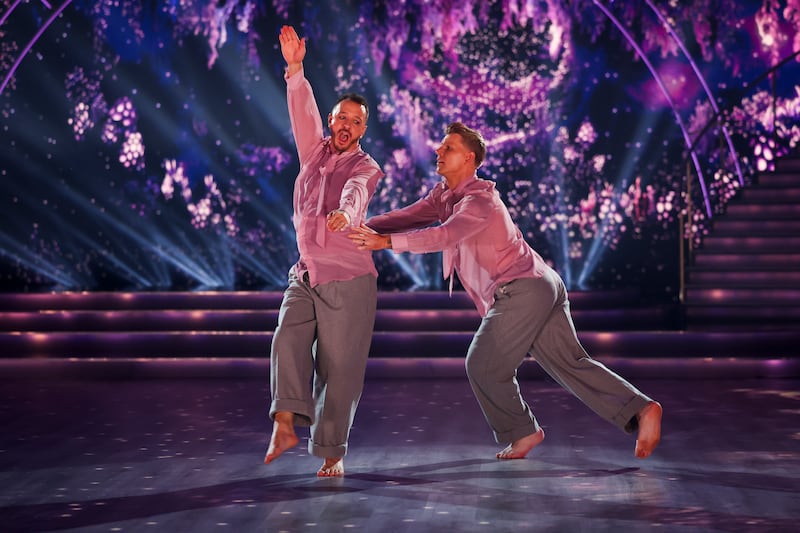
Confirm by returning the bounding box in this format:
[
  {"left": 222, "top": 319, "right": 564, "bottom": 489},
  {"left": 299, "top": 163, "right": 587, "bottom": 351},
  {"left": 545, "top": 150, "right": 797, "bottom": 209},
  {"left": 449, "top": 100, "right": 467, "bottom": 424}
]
[
  {"left": 286, "top": 68, "right": 383, "bottom": 287},
  {"left": 367, "top": 175, "right": 546, "bottom": 317}
]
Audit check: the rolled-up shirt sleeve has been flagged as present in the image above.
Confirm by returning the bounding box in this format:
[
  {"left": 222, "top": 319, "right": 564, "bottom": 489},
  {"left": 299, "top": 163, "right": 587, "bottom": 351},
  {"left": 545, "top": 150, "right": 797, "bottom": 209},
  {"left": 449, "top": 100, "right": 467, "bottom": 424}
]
[{"left": 339, "top": 162, "right": 383, "bottom": 227}]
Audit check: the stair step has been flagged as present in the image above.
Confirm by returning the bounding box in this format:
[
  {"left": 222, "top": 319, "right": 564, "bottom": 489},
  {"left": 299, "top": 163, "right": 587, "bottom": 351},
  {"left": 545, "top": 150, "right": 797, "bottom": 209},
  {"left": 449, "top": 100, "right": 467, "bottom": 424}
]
[
  {"left": 710, "top": 219, "right": 800, "bottom": 235},
  {"left": 685, "top": 310, "right": 800, "bottom": 324},
  {"left": 683, "top": 287, "right": 800, "bottom": 305},
  {"left": 724, "top": 203, "right": 800, "bottom": 218},
  {"left": 0, "top": 308, "right": 476, "bottom": 333},
  {"left": 0, "top": 330, "right": 796, "bottom": 358},
  {"left": 699, "top": 235, "right": 800, "bottom": 252},
  {"left": 686, "top": 269, "right": 800, "bottom": 286},
  {"left": 738, "top": 187, "right": 800, "bottom": 202},
  {"left": 0, "top": 289, "right": 642, "bottom": 312},
  {"left": 0, "top": 310, "right": 281, "bottom": 333},
  {"left": 685, "top": 305, "right": 800, "bottom": 323},
  {"left": 692, "top": 252, "right": 800, "bottom": 267},
  {"left": 756, "top": 171, "right": 800, "bottom": 187},
  {"left": 0, "top": 304, "right": 675, "bottom": 333},
  {"left": 0, "top": 290, "right": 684, "bottom": 360},
  {"left": 775, "top": 158, "right": 800, "bottom": 173},
  {"left": 0, "top": 291, "right": 287, "bottom": 312}
]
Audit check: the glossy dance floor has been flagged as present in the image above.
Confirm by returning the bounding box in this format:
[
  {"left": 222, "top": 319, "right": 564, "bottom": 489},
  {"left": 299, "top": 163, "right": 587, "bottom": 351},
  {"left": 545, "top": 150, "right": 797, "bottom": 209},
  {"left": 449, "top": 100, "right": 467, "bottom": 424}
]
[{"left": 1, "top": 376, "right": 799, "bottom": 532}]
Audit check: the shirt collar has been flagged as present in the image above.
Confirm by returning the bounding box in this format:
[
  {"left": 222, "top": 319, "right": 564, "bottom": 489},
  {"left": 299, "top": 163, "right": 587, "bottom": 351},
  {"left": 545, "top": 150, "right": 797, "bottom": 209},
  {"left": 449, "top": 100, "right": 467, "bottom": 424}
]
[{"left": 443, "top": 174, "right": 479, "bottom": 196}]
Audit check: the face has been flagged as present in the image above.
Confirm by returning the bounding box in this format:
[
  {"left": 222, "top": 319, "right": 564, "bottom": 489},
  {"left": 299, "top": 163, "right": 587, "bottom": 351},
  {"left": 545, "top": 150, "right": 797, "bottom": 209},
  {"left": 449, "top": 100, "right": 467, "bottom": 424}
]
[
  {"left": 328, "top": 99, "right": 368, "bottom": 153},
  {"left": 435, "top": 133, "right": 475, "bottom": 180}
]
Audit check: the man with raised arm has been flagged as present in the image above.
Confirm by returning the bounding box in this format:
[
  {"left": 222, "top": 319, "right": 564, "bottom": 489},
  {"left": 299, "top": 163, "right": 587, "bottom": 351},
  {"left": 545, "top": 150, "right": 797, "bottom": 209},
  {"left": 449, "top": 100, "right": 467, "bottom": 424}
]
[{"left": 265, "top": 25, "right": 383, "bottom": 477}]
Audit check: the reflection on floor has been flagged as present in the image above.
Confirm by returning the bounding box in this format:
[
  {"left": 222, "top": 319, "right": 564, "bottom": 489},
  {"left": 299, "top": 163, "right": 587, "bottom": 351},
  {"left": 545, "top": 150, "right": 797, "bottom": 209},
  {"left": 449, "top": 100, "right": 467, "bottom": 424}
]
[{"left": 1, "top": 376, "right": 798, "bottom": 532}]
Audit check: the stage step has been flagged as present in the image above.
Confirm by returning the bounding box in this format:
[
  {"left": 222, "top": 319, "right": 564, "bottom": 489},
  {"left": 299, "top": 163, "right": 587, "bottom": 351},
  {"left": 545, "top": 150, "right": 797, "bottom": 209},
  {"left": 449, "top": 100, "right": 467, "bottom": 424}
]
[
  {"left": 0, "top": 328, "right": 797, "bottom": 359},
  {"left": 684, "top": 306, "right": 800, "bottom": 331},
  {"left": 0, "top": 289, "right": 641, "bottom": 312},
  {"left": 699, "top": 235, "right": 800, "bottom": 252},
  {"left": 737, "top": 186, "right": 800, "bottom": 202},
  {"left": 709, "top": 218, "right": 800, "bottom": 236},
  {"left": 684, "top": 287, "right": 800, "bottom": 302},
  {"left": 0, "top": 289, "right": 671, "bottom": 332},
  {"left": 692, "top": 252, "right": 800, "bottom": 267},
  {"left": 0, "top": 289, "right": 798, "bottom": 359},
  {"left": 0, "top": 305, "right": 676, "bottom": 333},
  {"left": 686, "top": 268, "right": 800, "bottom": 286},
  {"left": 723, "top": 202, "right": 800, "bottom": 218},
  {"left": 773, "top": 156, "right": 800, "bottom": 173}
]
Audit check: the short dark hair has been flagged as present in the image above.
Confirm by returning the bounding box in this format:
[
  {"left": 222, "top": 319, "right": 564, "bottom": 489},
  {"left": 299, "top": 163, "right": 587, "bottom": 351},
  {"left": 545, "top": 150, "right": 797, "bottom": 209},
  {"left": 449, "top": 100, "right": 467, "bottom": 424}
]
[
  {"left": 446, "top": 122, "right": 486, "bottom": 168},
  {"left": 334, "top": 93, "right": 370, "bottom": 121}
]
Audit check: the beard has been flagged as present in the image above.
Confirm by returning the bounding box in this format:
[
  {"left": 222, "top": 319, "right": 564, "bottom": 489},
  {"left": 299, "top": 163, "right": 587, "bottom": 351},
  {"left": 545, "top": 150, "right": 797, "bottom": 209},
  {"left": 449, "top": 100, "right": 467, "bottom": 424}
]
[{"left": 332, "top": 130, "right": 358, "bottom": 153}]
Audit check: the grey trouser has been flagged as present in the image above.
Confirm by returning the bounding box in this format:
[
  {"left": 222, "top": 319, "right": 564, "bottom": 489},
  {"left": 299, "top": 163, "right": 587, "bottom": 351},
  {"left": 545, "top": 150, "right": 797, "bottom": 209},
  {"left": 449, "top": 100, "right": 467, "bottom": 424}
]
[
  {"left": 269, "top": 272, "right": 377, "bottom": 458},
  {"left": 465, "top": 265, "right": 652, "bottom": 444}
]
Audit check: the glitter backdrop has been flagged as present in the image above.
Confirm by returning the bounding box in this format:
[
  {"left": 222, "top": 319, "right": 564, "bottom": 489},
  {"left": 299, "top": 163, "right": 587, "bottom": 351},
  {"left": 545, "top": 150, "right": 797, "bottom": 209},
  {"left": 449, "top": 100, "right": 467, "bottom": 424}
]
[{"left": 1, "top": 0, "right": 799, "bottom": 296}]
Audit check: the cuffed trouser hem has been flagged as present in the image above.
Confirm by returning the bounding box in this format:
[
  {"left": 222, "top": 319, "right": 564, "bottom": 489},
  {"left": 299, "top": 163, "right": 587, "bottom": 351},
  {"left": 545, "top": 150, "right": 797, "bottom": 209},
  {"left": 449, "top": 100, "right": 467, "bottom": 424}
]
[
  {"left": 270, "top": 399, "right": 313, "bottom": 427},
  {"left": 309, "top": 441, "right": 347, "bottom": 459},
  {"left": 494, "top": 420, "right": 541, "bottom": 445},
  {"left": 614, "top": 395, "right": 652, "bottom": 434}
]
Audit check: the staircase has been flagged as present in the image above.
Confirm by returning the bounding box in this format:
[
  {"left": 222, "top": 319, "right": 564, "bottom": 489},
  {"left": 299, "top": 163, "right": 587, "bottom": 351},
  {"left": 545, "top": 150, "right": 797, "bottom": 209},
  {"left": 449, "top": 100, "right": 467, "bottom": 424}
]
[
  {"left": 685, "top": 150, "right": 800, "bottom": 331},
  {"left": 0, "top": 289, "right": 679, "bottom": 361},
  {"left": 1, "top": 285, "right": 799, "bottom": 380}
]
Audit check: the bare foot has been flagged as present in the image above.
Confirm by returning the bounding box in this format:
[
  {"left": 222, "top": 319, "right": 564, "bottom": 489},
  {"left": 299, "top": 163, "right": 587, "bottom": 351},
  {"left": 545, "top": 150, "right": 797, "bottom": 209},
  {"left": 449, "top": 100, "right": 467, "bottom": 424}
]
[
  {"left": 264, "top": 411, "right": 299, "bottom": 465},
  {"left": 635, "top": 401, "right": 662, "bottom": 459},
  {"left": 496, "top": 428, "right": 545, "bottom": 460},
  {"left": 317, "top": 457, "right": 344, "bottom": 477}
]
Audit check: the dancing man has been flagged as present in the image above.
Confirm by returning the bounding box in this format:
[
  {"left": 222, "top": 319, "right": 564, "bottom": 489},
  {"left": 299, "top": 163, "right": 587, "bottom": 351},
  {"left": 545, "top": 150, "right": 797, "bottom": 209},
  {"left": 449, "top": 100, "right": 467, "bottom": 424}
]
[
  {"left": 265, "top": 25, "right": 384, "bottom": 477},
  {"left": 350, "top": 122, "right": 661, "bottom": 460}
]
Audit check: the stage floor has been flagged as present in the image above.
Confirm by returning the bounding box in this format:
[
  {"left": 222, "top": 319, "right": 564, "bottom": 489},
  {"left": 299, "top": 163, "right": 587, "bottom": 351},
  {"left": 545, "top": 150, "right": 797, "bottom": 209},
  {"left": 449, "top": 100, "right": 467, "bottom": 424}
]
[{"left": 1, "top": 376, "right": 798, "bottom": 532}]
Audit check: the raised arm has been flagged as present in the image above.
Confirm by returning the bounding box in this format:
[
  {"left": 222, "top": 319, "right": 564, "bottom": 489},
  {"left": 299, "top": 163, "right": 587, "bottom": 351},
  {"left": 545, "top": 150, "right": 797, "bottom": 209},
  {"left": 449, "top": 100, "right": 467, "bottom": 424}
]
[{"left": 280, "top": 25, "right": 323, "bottom": 163}]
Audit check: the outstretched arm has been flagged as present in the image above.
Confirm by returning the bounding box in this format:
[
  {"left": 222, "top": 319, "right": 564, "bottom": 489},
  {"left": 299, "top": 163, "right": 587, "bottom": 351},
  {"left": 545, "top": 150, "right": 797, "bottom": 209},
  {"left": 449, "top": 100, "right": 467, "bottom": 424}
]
[
  {"left": 279, "top": 25, "right": 305, "bottom": 77},
  {"left": 349, "top": 191, "right": 492, "bottom": 253}
]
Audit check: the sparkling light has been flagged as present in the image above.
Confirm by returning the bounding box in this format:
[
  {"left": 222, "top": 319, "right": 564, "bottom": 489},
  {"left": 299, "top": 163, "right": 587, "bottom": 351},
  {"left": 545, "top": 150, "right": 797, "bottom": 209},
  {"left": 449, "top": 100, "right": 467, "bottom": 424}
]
[{"left": 0, "top": 1, "right": 798, "bottom": 293}]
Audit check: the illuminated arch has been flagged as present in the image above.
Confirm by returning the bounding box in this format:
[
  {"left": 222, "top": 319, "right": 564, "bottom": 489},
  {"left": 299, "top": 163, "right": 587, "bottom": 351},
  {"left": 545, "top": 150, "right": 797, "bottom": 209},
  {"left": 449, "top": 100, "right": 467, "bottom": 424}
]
[
  {"left": 0, "top": 1, "right": 74, "bottom": 96},
  {"left": 592, "top": 0, "right": 713, "bottom": 218},
  {"left": 644, "top": 0, "right": 745, "bottom": 188}
]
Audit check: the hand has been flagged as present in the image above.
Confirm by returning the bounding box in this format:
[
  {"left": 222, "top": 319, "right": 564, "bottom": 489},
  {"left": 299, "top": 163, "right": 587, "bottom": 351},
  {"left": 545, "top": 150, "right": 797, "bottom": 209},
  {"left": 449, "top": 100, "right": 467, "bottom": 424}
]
[
  {"left": 348, "top": 224, "right": 389, "bottom": 251},
  {"left": 326, "top": 210, "right": 350, "bottom": 232},
  {"left": 279, "top": 25, "right": 306, "bottom": 72}
]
